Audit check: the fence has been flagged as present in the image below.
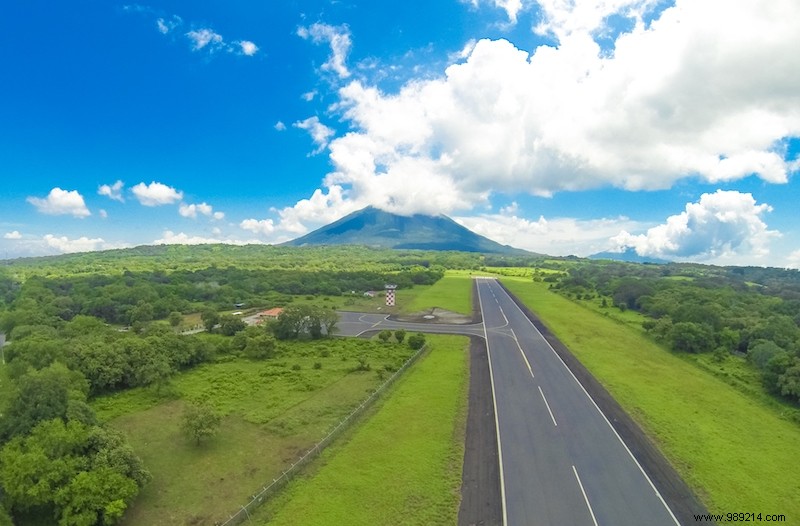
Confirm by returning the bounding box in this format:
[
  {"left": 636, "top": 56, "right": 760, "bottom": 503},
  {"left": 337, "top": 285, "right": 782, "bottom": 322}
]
[{"left": 216, "top": 343, "right": 429, "bottom": 525}]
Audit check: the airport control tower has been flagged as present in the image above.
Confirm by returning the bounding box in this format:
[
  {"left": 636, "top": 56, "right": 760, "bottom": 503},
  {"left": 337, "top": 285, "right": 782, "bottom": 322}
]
[{"left": 385, "top": 284, "right": 397, "bottom": 307}]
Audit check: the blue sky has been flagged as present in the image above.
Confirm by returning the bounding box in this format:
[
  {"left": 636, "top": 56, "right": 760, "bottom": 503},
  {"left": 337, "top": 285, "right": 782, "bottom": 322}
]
[{"left": 2, "top": 0, "right": 799, "bottom": 266}]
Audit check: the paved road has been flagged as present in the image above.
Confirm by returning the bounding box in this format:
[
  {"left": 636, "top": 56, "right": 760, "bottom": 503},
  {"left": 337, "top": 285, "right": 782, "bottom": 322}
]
[
  {"left": 476, "top": 277, "right": 680, "bottom": 526},
  {"left": 336, "top": 311, "right": 485, "bottom": 338}
]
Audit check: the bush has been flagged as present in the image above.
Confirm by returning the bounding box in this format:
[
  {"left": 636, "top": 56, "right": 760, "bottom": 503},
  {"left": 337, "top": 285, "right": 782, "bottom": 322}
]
[
  {"left": 292, "top": 364, "right": 301, "bottom": 371},
  {"left": 313, "top": 362, "right": 322, "bottom": 370},
  {"left": 407, "top": 333, "right": 426, "bottom": 350}
]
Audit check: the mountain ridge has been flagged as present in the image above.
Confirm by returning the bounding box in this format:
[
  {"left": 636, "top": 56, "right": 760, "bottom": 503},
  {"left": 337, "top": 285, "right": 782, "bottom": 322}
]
[{"left": 283, "top": 206, "right": 529, "bottom": 255}]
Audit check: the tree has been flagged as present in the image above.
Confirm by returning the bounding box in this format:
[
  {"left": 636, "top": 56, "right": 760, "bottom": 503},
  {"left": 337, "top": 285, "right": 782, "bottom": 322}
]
[
  {"left": 127, "top": 301, "right": 154, "bottom": 326},
  {"left": 319, "top": 308, "right": 338, "bottom": 337},
  {"left": 0, "top": 419, "right": 147, "bottom": 526},
  {"left": 181, "top": 403, "right": 222, "bottom": 445},
  {"left": 2, "top": 363, "right": 89, "bottom": 439},
  {"left": 378, "top": 330, "right": 392, "bottom": 343},
  {"left": 408, "top": 333, "right": 426, "bottom": 350},
  {"left": 168, "top": 311, "right": 183, "bottom": 328},
  {"left": 218, "top": 315, "right": 246, "bottom": 336},
  {"left": 668, "top": 322, "right": 714, "bottom": 354},
  {"left": 394, "top": 329, "right": 406, "bottom": 344},
  {"left": 200, "top": 309, "right": 219, "bottom": 332},
  {"left": 244, "top": 334, "right": 276, "bottom": 359},
  {"left": 777, "top": 358, "right": 800, "bottom": 402}
]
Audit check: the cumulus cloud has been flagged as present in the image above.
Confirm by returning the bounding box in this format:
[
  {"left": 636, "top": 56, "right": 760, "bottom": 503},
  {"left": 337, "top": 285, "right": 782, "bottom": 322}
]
[
  {"left": 274, "top": 121, "right": 287, "bottom": 131},
  {"left": 27, "top": 188, "right": 91, "bottom": 218},
  {"left": 456, "top": 211, "right": 646, "bottom": 256},
  {"left": 132, "top": 181, "right": 183, "bottom": 206},
  {"left": 4, "top": 231, "right": 22, "bottom": 240},
  {"left": 787, "top": 250, "right": 800, "bottom": 270},
  {"left": 293, "top": 116, "right": 335, "bottom": 155},
  {"left": 98, "top": 180, "right": 125, "bottom": 202},
  {"left": 178, "top": 202, "right": 224, "bottom": 220},
  {"left": 186, "top": 28, "right": 224, "bottom": 51},
  {"left": 43, "top": 234, "right": 107, "bottom": 254},
  {"left": 153, "top": 230, "right": 255, "bottom": 246},
  {"left": 281, "top": 0, "right": 800, "bottom": 232},
  {"left": 610, "top": 190, "right": 778, "bottom": 261},
  {"left": 240, "top": 218, "right": 276, "bottom": 236},
  {"left": 533, "top": 0, "right": 663, "bottom": 39},
  {"left": 238, "top": 40, "right": 258, "bottom": 56},
  {"left": 298, "top": 23, "right": 352, "bottom": 79}
]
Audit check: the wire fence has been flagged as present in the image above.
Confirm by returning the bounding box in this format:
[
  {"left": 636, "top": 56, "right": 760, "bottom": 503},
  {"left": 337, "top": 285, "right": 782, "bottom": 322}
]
[{"left": 216, "top": 343, "right": 429, "bottom": 526}]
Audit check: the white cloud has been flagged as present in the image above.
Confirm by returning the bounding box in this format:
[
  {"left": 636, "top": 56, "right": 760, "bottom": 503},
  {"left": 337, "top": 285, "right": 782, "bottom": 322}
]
[
  {"left": 533, "top": 0, "right": 663, "bottom": 40},
  {"left": 293, "top": 116, "right": 335, "bottom": 155},
  {"left": 131, "top": 181, "right": 183, "bottom": 206},
  {"left": 280, "top": 185, "right": 369, "bottom": 235},
  {"left": 27, "top": 188, "right": 91, "bottom": 218},
  {"left": 156, "top": 15, "right": 182, "bottom": 34},
  {"left": 240, "top": 218, "right": 276, "bottom": 236},
  {"left": 153, "top": 230, "right": 256, "bottom": 246},
  {"left": 787, "top": 250, "right": 800, "bottom": 270},
  {"left": 4, "top": 231, "right": 22, "bottom": 240},
  {"left": 179, "top": 202, "right": 222, "bottom": 219},
  {"left": 274, "top": 121, "right": 287, "bottom": 131},
  {"left": 449, "top": 39, "right": 478, "bottom": 62},
  {"left": 456, "top": 212, "right": 646, "bottom": 256},
  {"left": 238, "top": 40, "right": 258, "bottom": 56},
  {"left": 468, "top": 0, "right": 525, "bottom": 24},
  {"left": 99, "top": 209, "right": 108, "bottom": 219},
  {"left": 287, "top": 0, "right": 799, "bottom": 226},
  {"left": 302, "top": 90, "right": 318, "bottom": 102},
  {"left": 298, "top": 23, "right": 352, "bottom": 79},
  {"left": 43, "top": 234, "right": 107, "bottom": 254},
  {"left": 186, "top": 28, "right": 224, "bottom": 51},
  {"left": 98, "top": 180, "right": 124, "bottom": 202},
  {"left": 611, "top": 190, "right": 778, "bottom": 262}
]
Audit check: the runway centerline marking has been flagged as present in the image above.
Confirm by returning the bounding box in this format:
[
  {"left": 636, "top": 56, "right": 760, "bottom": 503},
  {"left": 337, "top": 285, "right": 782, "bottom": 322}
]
[
  {"left": 538, "top": 385, "right": 558, "bottom": 427},
  {"left": 510, "top": 329, "right": 534, "bottom": 378},
  {"left": 494, "top": 281, "right": 681, "bottom": 525},
  {"left": 572, "top": 465, "right": 600, "bottom": 526}
]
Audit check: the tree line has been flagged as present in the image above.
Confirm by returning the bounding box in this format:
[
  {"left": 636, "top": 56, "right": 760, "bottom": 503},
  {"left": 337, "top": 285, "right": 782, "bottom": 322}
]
[{"left": 552, "top": 261, "right": 800, "bottom": 403}]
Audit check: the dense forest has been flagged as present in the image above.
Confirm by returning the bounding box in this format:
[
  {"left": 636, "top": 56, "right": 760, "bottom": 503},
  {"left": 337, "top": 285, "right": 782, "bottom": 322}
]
[{"left": 549, "top": 260, "right": 800, "bottom": 404}]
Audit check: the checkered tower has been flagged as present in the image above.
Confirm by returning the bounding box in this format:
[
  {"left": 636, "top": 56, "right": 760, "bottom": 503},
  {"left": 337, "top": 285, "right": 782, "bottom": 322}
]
[{"left": 385, "top": 284, "right": 397, "bottom": 307}]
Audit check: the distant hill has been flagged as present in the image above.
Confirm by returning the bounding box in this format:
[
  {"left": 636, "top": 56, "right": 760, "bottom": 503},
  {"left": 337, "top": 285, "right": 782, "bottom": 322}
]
[
  {"left": 589, "top": 248, "right": 670, "bottom": 264},
  {"left": 283, "top": 206, "right": 529, "bottom": 255}
]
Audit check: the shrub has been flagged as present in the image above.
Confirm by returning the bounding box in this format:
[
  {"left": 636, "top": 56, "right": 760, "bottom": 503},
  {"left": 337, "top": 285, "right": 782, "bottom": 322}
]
[{"left": 407, "top": 333, "right": 426, "bottom": 350}]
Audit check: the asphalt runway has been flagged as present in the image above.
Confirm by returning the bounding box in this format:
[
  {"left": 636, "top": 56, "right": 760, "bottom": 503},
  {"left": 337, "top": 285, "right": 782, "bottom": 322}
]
[
  {"left": 475, "top": 277, "right": 680, "bottom": 526},
  {"left": 336, "top": 280, "right": 694, "bottom": 525}
]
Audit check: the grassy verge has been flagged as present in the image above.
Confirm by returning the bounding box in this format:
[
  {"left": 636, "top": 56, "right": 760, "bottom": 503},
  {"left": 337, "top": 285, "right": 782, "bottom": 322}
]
[
  {"left": 254, "top": 334, "right": 470, "bottom": 526},
  {"left": 402, "top": 271, "right": 474, "bottom": 315},
  {"left": 93, "top": 339, "right": 414, "bottom": 526},
  {"left": 502, "top": 277, "right": 800, "bottom": 523}
]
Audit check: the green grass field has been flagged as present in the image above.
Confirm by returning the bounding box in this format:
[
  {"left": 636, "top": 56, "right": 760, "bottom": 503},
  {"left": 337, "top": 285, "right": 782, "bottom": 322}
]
[
  {"left": 255, "top": 334, "right": 470, "bottom": 526},
  {"left": 402, "top": 271, "right": 474, "bottom": 315},
  {"left": 93, "top": 339, "right": 415, "bottom": 526},
  {"left": 501, "top": 277, "right": 800, "bottom": 523}
]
